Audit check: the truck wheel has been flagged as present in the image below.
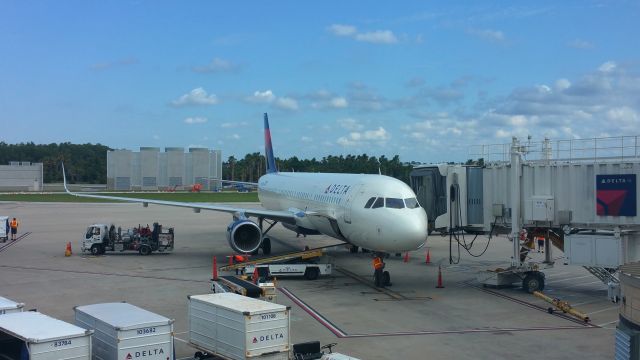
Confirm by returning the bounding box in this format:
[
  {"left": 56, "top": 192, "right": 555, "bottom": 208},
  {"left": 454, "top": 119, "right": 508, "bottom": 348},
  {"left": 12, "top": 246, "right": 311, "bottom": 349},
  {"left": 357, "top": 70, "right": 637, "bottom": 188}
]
[
  {"left": 139, "top": 245, "right": 151, "bottom": 256},
  {"left": 304, "top": 267, "right": 320, "bottom": 280},
  {"left": 262, "top": 238, "right": 271, "bottom": 255},
  {"left": 522, "top": 271, "right": 545, "bottom": 293},
  {"left": 90, "top": 245, "right": 101, "bottom": 256}
]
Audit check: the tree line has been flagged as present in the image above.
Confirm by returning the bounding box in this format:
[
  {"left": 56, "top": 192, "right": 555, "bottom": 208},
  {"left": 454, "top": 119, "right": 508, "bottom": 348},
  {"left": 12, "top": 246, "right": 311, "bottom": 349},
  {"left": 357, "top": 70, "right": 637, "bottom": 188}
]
[
  {"left": 224, "top": 152, "right": 418, "bottom": 184},
  {"left": 1, "top": 142, "right": 418, "bottom": 184},
  {"left": 0, "top": 142, "right": 111, "bottom": 183}
]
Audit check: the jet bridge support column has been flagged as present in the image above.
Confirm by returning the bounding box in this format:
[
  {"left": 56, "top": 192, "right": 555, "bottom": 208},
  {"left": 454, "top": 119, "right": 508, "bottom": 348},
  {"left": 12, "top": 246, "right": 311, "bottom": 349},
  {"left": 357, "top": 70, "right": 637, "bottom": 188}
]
[{"left": 511, "top": 137, "right": 522, "bottom": 267}]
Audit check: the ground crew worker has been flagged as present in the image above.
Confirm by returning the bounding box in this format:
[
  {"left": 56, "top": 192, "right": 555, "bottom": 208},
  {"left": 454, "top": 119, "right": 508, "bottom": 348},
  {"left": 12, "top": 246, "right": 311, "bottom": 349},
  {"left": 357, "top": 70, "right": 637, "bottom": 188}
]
[
  {"left": 373, "top": 255, "right": 385, "bottom": 287},
  {"left": 537, "top": 236, "right": 545, "bottom": 253},
  {"left": 9, "top": 217, "right": 18, "bottom": 241},
  {"left": 233, "top": 254, "right": 248, "bottom": 275}
]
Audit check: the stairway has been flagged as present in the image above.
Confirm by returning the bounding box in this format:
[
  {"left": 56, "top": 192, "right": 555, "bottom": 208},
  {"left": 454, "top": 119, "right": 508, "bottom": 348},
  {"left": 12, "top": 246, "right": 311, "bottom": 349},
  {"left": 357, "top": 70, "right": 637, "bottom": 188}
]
[{"left": 584, "top": 266, "right": 619, "bottom": 285}]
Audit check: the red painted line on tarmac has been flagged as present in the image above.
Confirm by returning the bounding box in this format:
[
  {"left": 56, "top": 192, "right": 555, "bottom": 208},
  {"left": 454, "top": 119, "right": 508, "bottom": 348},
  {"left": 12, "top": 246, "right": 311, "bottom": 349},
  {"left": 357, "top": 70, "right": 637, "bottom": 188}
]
[
  {"left": 279, "top": 287, "right": 347, "bottom": 338},
  {"left": 0, "top": 232, "right": 31, "bottom": 254}
]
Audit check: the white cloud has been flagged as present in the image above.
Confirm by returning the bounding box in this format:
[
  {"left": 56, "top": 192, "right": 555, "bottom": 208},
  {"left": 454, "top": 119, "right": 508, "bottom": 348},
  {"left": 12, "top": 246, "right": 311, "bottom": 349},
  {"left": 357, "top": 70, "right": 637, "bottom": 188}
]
[
  {"left": 336, "top": 126, "right": 390, "bottom": 147},
  {"left": 568, "top": 39, "right": 594, "bottom": 49},
  {"left": 274, "top": 97, "right": 298, "bottom": 111},
  {"left": 327, "top": 24, "right": 398, "bottom": 45},
  {"left": 247, "top": 90, "right": 276, "bottom": 103},
  {"left": 363, "top": 127, "right": 390, "bottom": 140},
  {"left": 301, "top": 136, "right": 313, "bottom": 143},
  {"left": 221, "top": 122, "right": 248, "bottom": 128},
  {"left": 327, "top": 24, "right": 357, "bottom": 36},
  {"left": 355, "top": 30, "right": 398, "bottom": 44},
  {"left": 338, "top": 118, "right": 364, "bottom": 131},
  {"left": 599, "top": 61, "right": 616, "bottom": 73},
  {"left": 330, "top": 97, "right": 348, "bottom": 108},
  {"left": 184, "top": 117, "right": 208, "bottom": 124},
  {"left": 468, "top": 28, "right": 506, "bottom": 43},
  {"left": 192, "top": 57, "right": 241, "bottom": 73},
  {"left": 509, "top": 115, "right": 527, "bottom": 127},
  {"left": 171, "top": 88, "right": 218, "bottom": 107},
  {"left": 230, "top": 134, "right": 240, "bottom": 140},
  {"left": 555, "top": 78, "right": 571, "bottom": 91}
]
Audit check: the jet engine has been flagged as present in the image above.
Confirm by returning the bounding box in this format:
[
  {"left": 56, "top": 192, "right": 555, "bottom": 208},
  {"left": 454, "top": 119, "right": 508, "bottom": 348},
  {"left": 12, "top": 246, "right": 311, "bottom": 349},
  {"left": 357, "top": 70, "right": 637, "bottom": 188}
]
[{"left": 226, "top": 219, "right": 262, "bottom": 253}]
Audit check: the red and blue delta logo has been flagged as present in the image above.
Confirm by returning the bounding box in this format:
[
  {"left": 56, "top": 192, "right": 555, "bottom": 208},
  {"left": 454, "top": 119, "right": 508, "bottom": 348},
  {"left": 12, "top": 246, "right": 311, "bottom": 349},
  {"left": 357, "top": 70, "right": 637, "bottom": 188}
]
[{"left": 596, "top": 174, "right": 637, "bottom": 216}]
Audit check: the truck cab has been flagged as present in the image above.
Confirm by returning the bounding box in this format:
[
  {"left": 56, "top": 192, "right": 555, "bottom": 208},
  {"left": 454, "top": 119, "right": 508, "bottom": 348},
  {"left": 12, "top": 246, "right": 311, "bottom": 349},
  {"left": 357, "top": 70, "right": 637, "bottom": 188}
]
[{"left": 82, "top": 224, "right": 111, "bottom": 255}]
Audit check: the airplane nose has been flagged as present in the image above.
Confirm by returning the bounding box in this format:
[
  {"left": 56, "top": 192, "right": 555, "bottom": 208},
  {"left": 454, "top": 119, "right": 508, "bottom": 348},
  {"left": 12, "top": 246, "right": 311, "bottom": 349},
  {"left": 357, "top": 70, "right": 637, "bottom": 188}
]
[{"left": 394, "top": 211, "right": 428, "bottom": 250}]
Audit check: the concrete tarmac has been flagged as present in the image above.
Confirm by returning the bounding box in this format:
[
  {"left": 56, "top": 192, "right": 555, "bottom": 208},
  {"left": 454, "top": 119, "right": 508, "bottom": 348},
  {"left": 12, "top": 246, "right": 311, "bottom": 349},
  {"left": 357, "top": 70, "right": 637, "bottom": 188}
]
[{"left": 0, "top": 202, "right": 614, "bottom": 359}]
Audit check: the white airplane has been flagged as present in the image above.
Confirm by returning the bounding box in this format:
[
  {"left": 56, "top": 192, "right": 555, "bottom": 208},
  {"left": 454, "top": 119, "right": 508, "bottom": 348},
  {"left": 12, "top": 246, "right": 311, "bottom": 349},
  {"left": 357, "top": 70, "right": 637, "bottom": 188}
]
[{"left": 63, "top": 114, "right": 428, "bottom": 286}]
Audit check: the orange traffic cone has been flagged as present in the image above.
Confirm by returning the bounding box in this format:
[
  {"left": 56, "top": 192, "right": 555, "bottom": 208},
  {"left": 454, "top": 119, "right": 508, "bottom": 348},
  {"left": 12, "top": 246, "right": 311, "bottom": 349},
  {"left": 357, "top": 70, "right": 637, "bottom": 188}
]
[
  {"left": 425, "top": 248, "right": 431, "bottom": 264},
  {"left": 65, "top": 242, "right": 72, "bottom": 257},
  {"left": 436, "top": 265, "right": 444, "bottom": 288},
  {"left": 212, "top": 256, "right": 218, "bottom": 281},
  {"left": 403, "top": 252, "right": 410, "bottom": 263}
]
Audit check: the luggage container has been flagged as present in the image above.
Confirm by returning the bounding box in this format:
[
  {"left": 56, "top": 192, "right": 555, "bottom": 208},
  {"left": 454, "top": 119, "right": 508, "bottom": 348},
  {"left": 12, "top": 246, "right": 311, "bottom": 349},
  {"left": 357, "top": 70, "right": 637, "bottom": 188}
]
[
  {"left": 0, "top": 296, "right": 24, "bottom": 315},
  {"left": 74, "top": 302, "right": 174, "bottom": 360},
  {"left": 0, "top": 311, "right": 92, "bottom": 360},
  {"left": 188, "top": 293, "right": 290, "bottom": 360}
]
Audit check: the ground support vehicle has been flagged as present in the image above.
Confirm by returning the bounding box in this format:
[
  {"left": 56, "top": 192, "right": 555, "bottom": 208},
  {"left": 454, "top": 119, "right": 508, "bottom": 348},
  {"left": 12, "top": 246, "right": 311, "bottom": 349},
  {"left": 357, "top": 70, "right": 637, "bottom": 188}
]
[
  {"left": 188, "top": 293, "right": 290, "bottom": 360},
  {"left": 0, "top": 296, "right": 24, "bottom": 315},
  {"left": 81, "top": 222, "right": 174, "bottom": 256},
  {"left": 0, "top": 311, "right": 92, "bottom": 360},
  {"left": 74, "top": 302, "right": 174, "bottom": 360},
  {"left": 0, "top": 216, "right": 8, "bottom": 242},
  {"left": 220, "top": 248, "right": 333, "bottom": 281}
]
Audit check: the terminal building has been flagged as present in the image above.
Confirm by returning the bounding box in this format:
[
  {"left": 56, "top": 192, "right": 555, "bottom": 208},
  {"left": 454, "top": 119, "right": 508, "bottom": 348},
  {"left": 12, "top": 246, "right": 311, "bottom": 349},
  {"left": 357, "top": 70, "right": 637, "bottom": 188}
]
[
  {"left": 0, "top": 162, "right": 44, "bottom": 192},
  {"left": 107, "top": 147, "right": 222, "bottom": 191}
]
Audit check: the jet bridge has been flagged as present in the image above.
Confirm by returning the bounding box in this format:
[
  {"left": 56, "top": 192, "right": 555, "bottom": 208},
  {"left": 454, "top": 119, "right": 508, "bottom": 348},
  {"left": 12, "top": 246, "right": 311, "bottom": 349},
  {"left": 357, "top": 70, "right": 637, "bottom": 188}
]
[{"left": 412, "top": 135, "right": 640, "bottom": 295}]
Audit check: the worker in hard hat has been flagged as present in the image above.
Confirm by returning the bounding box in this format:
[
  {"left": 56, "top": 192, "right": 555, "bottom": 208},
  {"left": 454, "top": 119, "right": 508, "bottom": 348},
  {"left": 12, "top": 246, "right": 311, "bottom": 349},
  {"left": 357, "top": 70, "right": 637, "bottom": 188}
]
[
  {"left": 9, "top": 217, "right": 18, "bottom": 241},
  {"left": 373, "top": 255, "right": 385, "bottom": 287}
]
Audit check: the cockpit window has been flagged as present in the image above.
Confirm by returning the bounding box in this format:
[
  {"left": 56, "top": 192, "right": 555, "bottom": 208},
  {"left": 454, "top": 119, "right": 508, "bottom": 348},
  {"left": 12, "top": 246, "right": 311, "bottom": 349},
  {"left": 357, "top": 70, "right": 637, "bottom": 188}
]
[
  {"left": 405, "top": 198, "right": 420, "bottom": 209},
  {"left": 372, "top": 197, "right": 384, "bottom": 209},
  {"left": 386, "top": 198, "right": 405, "bottom": 209},
  {"left": 364, "top": 197, "right": 376, "bottom": 208}
]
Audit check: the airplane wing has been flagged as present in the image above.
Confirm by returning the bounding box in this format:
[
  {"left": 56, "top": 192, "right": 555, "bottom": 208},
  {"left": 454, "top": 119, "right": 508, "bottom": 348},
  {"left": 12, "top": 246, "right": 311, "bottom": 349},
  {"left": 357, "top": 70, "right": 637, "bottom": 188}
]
[
  {"left": 220, "top": 179, "right": 259, "bottom": 187},
  {"left": 61, "top": 164, "right": 296, "bottom": 224}
]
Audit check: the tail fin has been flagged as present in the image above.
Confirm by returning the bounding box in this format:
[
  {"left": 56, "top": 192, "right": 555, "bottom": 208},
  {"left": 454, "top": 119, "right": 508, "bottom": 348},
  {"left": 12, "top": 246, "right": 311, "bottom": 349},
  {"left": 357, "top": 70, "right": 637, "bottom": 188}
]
[{"left": 264, "top": 113, "right": 277, "bottom": 173}]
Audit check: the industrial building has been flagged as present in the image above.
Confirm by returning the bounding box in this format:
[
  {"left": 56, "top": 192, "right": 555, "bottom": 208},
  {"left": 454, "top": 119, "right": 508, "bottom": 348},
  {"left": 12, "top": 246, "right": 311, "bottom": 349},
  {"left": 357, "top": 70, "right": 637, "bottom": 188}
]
[
  {"left": 106, "top": 147, "right": 222, "bottom": 191},
  {"left": 0, "top": 162, "right": 44, "bottom": 192}
]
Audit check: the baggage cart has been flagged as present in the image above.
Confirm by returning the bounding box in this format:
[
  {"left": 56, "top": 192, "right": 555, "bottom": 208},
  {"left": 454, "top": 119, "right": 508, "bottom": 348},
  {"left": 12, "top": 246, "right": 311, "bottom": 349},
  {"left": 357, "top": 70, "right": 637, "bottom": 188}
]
[
  {"left": 75, "top": 302, "right": 174, "bottom": 360},
  {"left": 0, "top": 311, "right": 92, "bottom": 360}
]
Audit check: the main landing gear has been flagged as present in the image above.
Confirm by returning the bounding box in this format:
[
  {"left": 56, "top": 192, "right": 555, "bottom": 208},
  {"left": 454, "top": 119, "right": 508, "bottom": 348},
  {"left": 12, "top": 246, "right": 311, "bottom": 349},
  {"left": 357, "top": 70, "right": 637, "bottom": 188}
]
[
  {"left": 257, "top": 218, "right": 278, "bottom": 256},
  {"left": 373, "top": 252, "right": 392, "bottom": 288}
]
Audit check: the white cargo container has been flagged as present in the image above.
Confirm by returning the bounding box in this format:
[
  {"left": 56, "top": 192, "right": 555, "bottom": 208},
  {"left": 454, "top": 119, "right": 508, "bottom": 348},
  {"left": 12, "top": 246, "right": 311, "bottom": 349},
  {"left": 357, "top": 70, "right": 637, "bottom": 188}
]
[
  {"left": 188, "top": 293, "right": 290, "bottom": 360},
  {"left": 0, "top": 296, "right": 24, "bottom": 315},
  {"left": 74, "top": 302, "right": 174, "bottom": 360},
  {"left": 0, "top": 311, "right": 92, "bottom": 360}
]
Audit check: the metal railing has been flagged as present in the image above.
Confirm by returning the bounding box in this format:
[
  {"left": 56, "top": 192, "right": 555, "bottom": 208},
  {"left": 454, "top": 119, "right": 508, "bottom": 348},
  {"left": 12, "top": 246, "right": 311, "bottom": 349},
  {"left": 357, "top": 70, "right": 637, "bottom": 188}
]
[{"left": 469, "top": 135, "right": 640, "bottom": 163}]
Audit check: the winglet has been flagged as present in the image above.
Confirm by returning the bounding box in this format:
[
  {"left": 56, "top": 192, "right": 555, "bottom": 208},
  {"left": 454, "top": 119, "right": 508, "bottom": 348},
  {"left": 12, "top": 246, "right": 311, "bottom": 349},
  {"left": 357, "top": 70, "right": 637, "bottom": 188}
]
[
  {"left": 61, "top": 162, "right": 72, "bottom": 195},
  {"left": 264, "top": 113, "right": 277, "bottom": 174}
]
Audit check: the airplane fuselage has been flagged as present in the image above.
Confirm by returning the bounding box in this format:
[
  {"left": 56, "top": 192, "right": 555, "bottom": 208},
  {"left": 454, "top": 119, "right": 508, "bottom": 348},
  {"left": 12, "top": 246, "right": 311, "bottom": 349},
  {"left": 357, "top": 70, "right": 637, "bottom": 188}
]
[{"left": 258, "top": 172, "right": 428, "bottom": 252}]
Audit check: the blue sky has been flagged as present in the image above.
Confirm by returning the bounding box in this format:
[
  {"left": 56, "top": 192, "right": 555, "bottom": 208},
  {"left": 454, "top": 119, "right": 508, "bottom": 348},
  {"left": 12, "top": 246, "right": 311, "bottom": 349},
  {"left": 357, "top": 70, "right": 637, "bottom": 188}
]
[{"left": 1, "top": 1, "right": 638, "bottom": 163}]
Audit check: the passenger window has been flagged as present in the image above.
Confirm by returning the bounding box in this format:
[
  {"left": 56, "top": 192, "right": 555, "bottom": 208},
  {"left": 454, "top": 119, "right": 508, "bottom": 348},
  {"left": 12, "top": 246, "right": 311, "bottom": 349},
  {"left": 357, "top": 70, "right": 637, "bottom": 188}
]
[
  {"left": 372, "top": 197, "right": 384, "bottom": 209},
  {"left": 364, "top": 197, "right": 376, "bottom": 208},
  {"left": 405, "top": 198, "right": 420, "bottom": 209},
  {"left": 386, "top": 198, "right": 405, "bottom": 209}
]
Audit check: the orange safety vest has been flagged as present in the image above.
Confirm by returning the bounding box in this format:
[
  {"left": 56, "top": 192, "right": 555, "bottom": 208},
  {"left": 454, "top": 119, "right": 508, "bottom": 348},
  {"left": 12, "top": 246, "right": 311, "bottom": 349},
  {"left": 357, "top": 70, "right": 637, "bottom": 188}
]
[
  {"left": 10, "top": 220, "right": 18, "bottom": 229},
  {"left": 373, "top": 257, "right": 384, "bottom": 270}
]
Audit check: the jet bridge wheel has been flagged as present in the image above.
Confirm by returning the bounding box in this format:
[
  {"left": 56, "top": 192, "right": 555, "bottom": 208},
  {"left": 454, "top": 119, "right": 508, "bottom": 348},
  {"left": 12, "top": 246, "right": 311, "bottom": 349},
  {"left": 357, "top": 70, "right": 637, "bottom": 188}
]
[
  {"left": 522, "top": 271, "right": 545, "bottom": 293},
  {"left": 304, "top": 267, "right": 320, "bottom": 280}
]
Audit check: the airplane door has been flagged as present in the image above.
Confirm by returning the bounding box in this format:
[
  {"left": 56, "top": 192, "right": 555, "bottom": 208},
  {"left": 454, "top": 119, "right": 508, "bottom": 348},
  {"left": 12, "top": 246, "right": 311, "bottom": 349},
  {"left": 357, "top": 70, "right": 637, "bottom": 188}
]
[{"left": 343, "top": 184, "right": 362, "bottom": 224}]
